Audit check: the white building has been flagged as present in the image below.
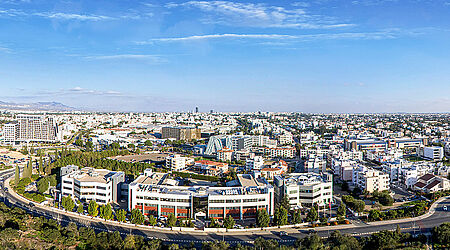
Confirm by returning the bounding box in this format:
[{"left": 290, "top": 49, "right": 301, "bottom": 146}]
[
  {"left": 166, "top": 154, "right": 187, "bottom": 171},
  {"left": 216, "top": 148, "right": 233, "bottom": 162},
  {"left": 128, "top": 170, "right": 274, "bottom": 219},
  {"left": 246, "top": 156, "right": 265, "bottom": 171},
  {"left": 264, "top": 147, "right": 296, "bottom": 158},
  {"left": 352, "top": 166, "right": 390, "bottom": 193},
  {"left": 305, "top": 156, "right": 326, "bottom": 174},
  {"left": 274, "top": 173, "right": 333, "bottom": 208},
  {"left": 60, "top": 166, "right": 125, "bottom": 205},
  {"left": 418, "top": 146, "right": 444, "bottom": 161},
  {"left": 3, "top": 114, "right": 58, "bottom": 144}
]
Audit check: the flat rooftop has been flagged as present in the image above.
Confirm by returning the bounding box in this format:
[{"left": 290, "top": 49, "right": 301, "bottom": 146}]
[{"left": 110, "top": 153, "right": 169, "bottom": 163}]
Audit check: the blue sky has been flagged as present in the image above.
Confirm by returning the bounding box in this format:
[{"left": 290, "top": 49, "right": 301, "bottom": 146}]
[{"left": 0, "top": 0, "right": 450, "bottom": 112}]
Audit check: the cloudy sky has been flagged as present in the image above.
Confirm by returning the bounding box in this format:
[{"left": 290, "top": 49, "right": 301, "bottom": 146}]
[{"left": 0, "top": 0, "right": 450, "bottom": 112}]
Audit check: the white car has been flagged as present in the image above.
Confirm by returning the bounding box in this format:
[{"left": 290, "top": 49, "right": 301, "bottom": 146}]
[{"left": 443, "top": 206, "right": 448, "bottom": 211}]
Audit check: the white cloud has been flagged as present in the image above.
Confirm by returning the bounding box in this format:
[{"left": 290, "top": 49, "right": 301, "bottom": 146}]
[
  {"left": 84, "top": 54, "right": 167, "bottom": 63},
  {"left": 33, "top": 12, "right": 114, "bottom": 21},
  {"left": 166, "top": 1, "right": 353, "bottom": 29},
  {"left": 138, "top": 29, "right": 410, "bottom": 44}
]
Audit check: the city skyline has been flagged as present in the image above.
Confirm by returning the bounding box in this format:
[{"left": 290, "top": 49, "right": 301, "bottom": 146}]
[{"left": 1, "top": 0, "right": 450, "bottom": 112}]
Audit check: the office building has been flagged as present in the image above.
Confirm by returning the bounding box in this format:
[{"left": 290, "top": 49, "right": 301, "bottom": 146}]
[
  {"left": 161, "top": 127, "right": 201, "bottom": 141},
  {"left": 166, "top": 154, "right": 187, "bottom": 171},
  {"left": 60, "top": 166, "right": 125, "bottom": 204},
  {"left": 128, "top": 170, "right": 274, "bottom": 219},
  {"left": 417, "top": 146, "right": 444, "bottom": 161}
]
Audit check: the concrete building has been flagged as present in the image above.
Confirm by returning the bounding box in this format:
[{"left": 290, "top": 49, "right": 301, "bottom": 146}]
[
  {"left": 264, "top": 147, "right": 296, "bottom": 158},
  {"left": 166, "top": 154, "right": 187, "bottom": 171},
  {"left": 245, "top": 156, "right": 265, "bottom": 171},
  {"left": 161, "top": 127, "right": 201, "bottom": 141},
  {"left": 128, "top": 170, "right": 274, "bottom": 219},
  {"left": 216, "top": 148, "right": 233, "bottom": 162},
  {"left": 274, "top": 173, "right": 333, "bottom": 208},
  {"left": 60, "top": 166, "right": 125, "bottom": 204},
  {"left": 3, "top": 114, "right": 58, "bottom": 144},
  {"left": 417, "top": 146, "right": 444, "bottom": 161},
  {"left": 413, "top": 174, "right": 450, "bottom": 193},
  {"left": 344, "top": 139, "right": 387, "bottom": 152},
  {"left": 352, "top": 166, "right": 390, "bottom": 193}
]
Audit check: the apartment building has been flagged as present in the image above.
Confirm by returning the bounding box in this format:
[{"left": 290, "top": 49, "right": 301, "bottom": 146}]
[
  {"left": 245, "top": 156, "right": 265, "bottom": 171},
  {"left": 60, "top": 165, "right": 125, "bottom": 204},
  {"left": 305, "top": 156, "right": 327, "bottom": 174},
  {"left": 194, "top": 160, "right": 229, "bottom": 176},
  {"left": 3, "top": 114, "right": 58, "bottom": 144},
  {"left": 216, "top": 148, "right": 233, "bottom": 162},
  {"left": 166, "top": 154, "right": 187, "bottom": 171},
  {"left": 161, "top": 127, "right": 201, "bottom": 141},
  {"left": 128, "top": 170, "right": 274, "bottom": 219},
  {"left": 264, "top": 147, "right": 296, "bottom": 158},
  {"left": 274, "top": 173, "right": 333, "bottom": 208},
  {"left": 332, "top": 159, "right": 358, "bottom": 181},
  {"left": 278, "top": 133, "right": 293, "bottom": 145},
  {"left": 352, "top": 166, "right": 390, "bottom": 193}
]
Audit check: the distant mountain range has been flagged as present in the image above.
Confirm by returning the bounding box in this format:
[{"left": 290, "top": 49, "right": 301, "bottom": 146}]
[{"left": 0, "top": 101, "right": 77, "bottom": 112}]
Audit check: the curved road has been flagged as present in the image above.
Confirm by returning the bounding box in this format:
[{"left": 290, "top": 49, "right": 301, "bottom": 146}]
[{"left": 0, "top": 169, "right": 449, "bottom": 246}]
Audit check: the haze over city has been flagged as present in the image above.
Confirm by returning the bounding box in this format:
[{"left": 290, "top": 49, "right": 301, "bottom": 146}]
[{"left": 0, "top": 0, "right": 450, "bottom": 112}]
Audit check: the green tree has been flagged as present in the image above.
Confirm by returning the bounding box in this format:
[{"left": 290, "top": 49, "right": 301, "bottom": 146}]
[
  {"left": 77, "top": 204, "right": 84, "bottom": 214},
  {"left": 432, "top": 222, "right": 450, "bottom": 246},
  {"left": 100, "top": 204, "right": 113, "bottom": 220},
  {"left": 116, "top": 209, "right": 127, "bottom": 223},
  {"left": 37, "top": 177, "right": 49, "bottom": 193},
  {"left": 280, "top": 196, "right": 290, "bottom": 210},
  {"left": 256, "top": 209, "right": 270, "bottom": 228},
  {"left": 337, "top": 203, "right": 347, "bottom": 219},
  {"left": 209, "top": 217, "right": 219, "bottom": 228},
  {"left": 148, "top": 215, "right": 157, "bottom": 226},
  {"left": 292, "top": 209, "right": 302, "bottom": 224},
  {"left": 23, "top": 157, "right": 32, "bottom": 179},
  {"left": 369, "top": 209, "right": 381, "bottom": 221},
  {"left": 296, "top": 234, "right": 324, "bottom": 250},
  {"left": 167, "top": 213, "right": 177, "bottom": 227},
  {"left": 274, "top": 206, "right": 288, "bottom": 226},
  {"left": 14, "top": 165, "right": 19, "bottom": 185},
  {"left": 88, "top": 200, "right": 99, "bottom": 217},
  {"left": 306, "top": 206, "right": 319, "bottom": 223},
  {"left": 223, "top": 215, "right": 235, "bottom": 229},
  {"left": 329, "top": 231, "right": 362, "bottom": 250},
  {"left": 131, "top": 208, "right": 144, "bottom": 225},
  {"left": 144, "top": 140, "right": 153, "bottom": 147},
  {"left": 61, "top": 196, "right": 75, "bottom": 212},
  {"left": 38, "top": 156, "right": 43, "bottom": 175},
  {"left": 254, "top": 237, "right": 279, "bottom": 250}
]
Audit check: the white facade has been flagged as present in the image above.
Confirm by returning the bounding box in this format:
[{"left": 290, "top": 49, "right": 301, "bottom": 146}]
[
  {"left": 3, "top": 114, "right": 58, "bottom": 144},
  {"left": 352, "top": 166, "right": 390, "bottom": 193},
  {"left": 60, "top": 166, "right": 125, "bottom": 205},
  {"left": 274, "top": 173, "right": 333, "bottom": 208},
  {"left": 418, "top": 146, "right": 444, "bottom": 161},
  {"left": 246, "top": 156, "right": 265, "bottom": 171},
  {"left": 128, "top": 171, "right": 274, "bottom": 219},
  {"left": 166, "top": 154, "right": 187, "bottom": 171}
]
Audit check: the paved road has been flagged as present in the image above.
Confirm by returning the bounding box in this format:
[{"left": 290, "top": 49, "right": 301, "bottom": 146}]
[{"left": 0, "top": 169, "right": 449, "bottom": 246}]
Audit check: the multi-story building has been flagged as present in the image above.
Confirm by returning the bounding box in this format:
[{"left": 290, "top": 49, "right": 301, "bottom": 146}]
[
  {"left": 216, "top": 148, "right": 233, "bottom": 162},
  {"left": 60, "top": 165, "right": 125, "bottom": 204},
  {"left": 417, "top": 146, "right": 444, "bottom": 161},
  {"left": 3, "top": 114, "right": 58, "bottom": 144},
  {"left": 305, "top": 156, "right": 326, "bottom": 174},
  {"left": 128, "top": 170, "right": 274, "bottom": 219},
  {"left": 352, "top": 166, "right": 390, "bottom": 192},
  {"left": 344, "top": 139, "right": 387, "bottom": 152},
  {"left": 278, "top": 133, "right": 293, "bottom": 145},
  {"left": 166, "top": 154, "right": 187, "bottom": 171},
  {"left": 274, "top": 173, "right": 333, "bottom": 208},
  {"left": 264, "top": 147, "right": 296, "bottom": 158},
  {"left": 161, "top": 127, "right": 201, "bottom": 141},
  {"left": 194, "top": 160, "right": 229, "bottom": 176},
  {"left": 245, "top": 156, "right": 265, "bottom": 171}
]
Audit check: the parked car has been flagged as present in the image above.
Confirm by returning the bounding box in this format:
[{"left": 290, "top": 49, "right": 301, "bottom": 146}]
[
  {"left": 443, "top": 206, "right": 448, "bottom": 211},
  {"left": 279, "top": 231, "right": 288, "bottom": 236}
]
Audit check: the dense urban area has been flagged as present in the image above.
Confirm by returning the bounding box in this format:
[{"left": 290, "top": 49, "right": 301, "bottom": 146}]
[{"left": 0, "top": 110, "right": 449, "bottom": 249}]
